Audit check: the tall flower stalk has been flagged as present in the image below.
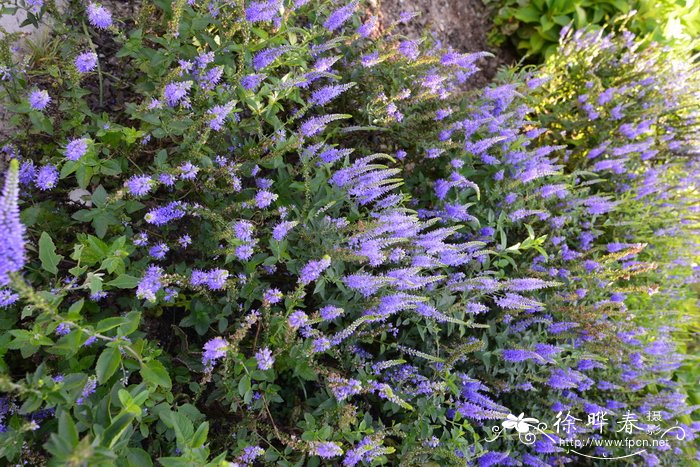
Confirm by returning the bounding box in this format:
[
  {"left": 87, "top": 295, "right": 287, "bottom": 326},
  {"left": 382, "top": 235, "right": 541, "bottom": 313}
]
[{"left": 0, "top": 159, "right": 25, "bottom": 286}]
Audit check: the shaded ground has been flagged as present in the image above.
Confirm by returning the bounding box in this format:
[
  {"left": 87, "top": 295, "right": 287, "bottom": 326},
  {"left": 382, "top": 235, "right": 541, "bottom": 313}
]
[
  {"left": 84, "top": 1, "right": 143, "bottom": 117},
  {"left": 372, "top": 0, "right": 516, "bottom": 89}
]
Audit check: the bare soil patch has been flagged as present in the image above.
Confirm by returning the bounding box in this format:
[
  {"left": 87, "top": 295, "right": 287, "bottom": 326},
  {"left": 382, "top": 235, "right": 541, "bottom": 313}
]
[{"left": 372, "top": 0, "right": 516, "bottom": 88}]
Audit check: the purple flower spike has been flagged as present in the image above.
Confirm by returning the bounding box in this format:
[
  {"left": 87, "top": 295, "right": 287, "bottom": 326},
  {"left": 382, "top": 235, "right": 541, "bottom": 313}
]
[
  {"left": 87, "top": 2, "right": 113, "bottom": 29},
  {"left": 35, "top": 164, "right": 58, "bottom": 190},
  {"left": 136, "top": 265, "right": 163, "bottom": 302},
  {"left": 65, "top": 138, "right": 90, "bottom": 161},
  {"left": 255, "top": 347, "right": 274, "bottom": 370},
  {"left": 126, "top": 175, "right": 153, "bottom": 197},
  {"left": 323, "top": 0, "right": 358, "bottom": 32},
  {"left": 202, "top": 337, "right": 228, "bottom": 369},
  {"left": 299, "top": 256, "right": 331, "bottom": 285},
  {"left": 313, "top": 441, "right": 343, "bottom": 458},
  {"left": 29, "top": 89, "right": 50, "bottom": 110},
  {"left": 0, "top": 160, "right": 26, "bottom": 286},
  {"left": 75, "top": 51, "right": 98, "bottom": 73}
]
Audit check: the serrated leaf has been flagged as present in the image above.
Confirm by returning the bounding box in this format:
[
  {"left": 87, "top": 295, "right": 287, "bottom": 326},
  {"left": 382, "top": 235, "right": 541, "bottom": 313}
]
[
  {"left": 39, "top": 232, "right": 63, "bottom": 275},
  {"left": 92, "top": 185, "right": 108, "bottom": 207},
  {"left": 88, "top": 274, "right": 103, "bottom": 294},
  {"left": 140, "top": 360, "right": 172, "bottom": 389},
  {"left": 238, "top": 375, "right": 251, "bottom": 397}
]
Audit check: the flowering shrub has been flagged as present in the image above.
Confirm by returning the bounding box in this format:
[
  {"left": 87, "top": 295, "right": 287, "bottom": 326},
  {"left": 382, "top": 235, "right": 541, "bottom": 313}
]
[
  {"left": 0, "top": 1, "right": 698, "bottom": 466},
  {"left": 463, "top": 29, "right": 700, "bottom": 465}
]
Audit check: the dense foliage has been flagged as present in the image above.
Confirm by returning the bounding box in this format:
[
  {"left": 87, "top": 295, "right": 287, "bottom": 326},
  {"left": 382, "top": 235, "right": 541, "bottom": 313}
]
[
  {"left": 486, "top": 0, "right": 700, "bottom": 59},
  {"left": 0, "top": 0, "right": 698, "bottom": 466}
]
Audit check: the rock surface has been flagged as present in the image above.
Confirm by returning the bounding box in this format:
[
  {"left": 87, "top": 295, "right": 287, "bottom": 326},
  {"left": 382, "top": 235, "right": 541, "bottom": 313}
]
[{"left": 0, "top": 2, "right": 64, "bottom": 54}]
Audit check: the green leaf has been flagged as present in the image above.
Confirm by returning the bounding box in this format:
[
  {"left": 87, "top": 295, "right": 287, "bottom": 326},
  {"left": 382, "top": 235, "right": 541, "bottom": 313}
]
[
  {"left": 160, "top": 410, "right": 194, "bottom": 450},
  {"left": 513, "top": 5, "right": 541, "bottom": 23},
  {"left": 125, "top": 448, "right": 153, "bottom": 467},
  {"left": 107, "top": 274, "right": 140, "bottom": 289},
  {"left": 540, "top": 15, "right": 555, "bottom": 31},
  {"left": 96, "top": 316, "right": 126, "bottom": 333},
  {"left": 157, "top": 458, "right": 191, "bottom": 467},
  {"left": 140, "top": 360, "right": 172, "bottom": 389},
  {"left": 573, "top": 6, "right": 586, "bottom": 27},
  {"left": 102, "top": 412, "right": 136, "bottom": 449},
  {"left": 294, "top": 361, "right": 318, "bottom": 381},
  {"left": 92, "top": 185, "right": 108, "bottom": 207},
  {"left": 528, "top": 32, "right": 546, "bottom": 54},
  {"left": 553, "top": 14, "right": 572, "bottom": 26},
  {"left": 238, "top": 375, "right": 251, "bottom": 397},
  {"left": 39, "top": 232, "right": 63, "bottom": 275},
  {"left": 67, "top": 299, "right": 84, "bottom": 317},
  {"left": 72, "top": 209, "right": 95, "bottom": 223},
  {"left": 88, "top": 274, "right": 103, "bottom": 295},
  {"left": 58, "top": 411, "right": 79, "bottom": 447},
  {"left": 125, "top": 200, "right": 145, "bottom": 213},
  {"left": 60, "top": 161, "right": 78, "bottom": 178},
  {"left": 190, "top": 421, "right": 209, "bottom": 449},
  {"left": 75, "top": 164, "right": 94, "bottom": 189},
  {"left": 92, "top": 211, "right": 120, "bottom": 238},
  {"left": 96, "top": 347, "right": 121, "bottom": 383},
  {"left": 603, "top": 0, "right": 630, "bottom": 13},
  {"left": 118, "top": 311, "right": 141, "bottom": 336},
  {"left": 29, "top": 112, "right": 53, "bottom": 134},
  {"left": 118, "top": 389, "right": 133, "bottom": 406},
  {"left": 100, "top": 159, "right": 122, "bottom": 176}
]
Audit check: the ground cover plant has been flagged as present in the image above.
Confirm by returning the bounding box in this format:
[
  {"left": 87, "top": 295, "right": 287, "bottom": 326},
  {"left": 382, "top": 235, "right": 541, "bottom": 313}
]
[
  {"left": 486, "top": 0, "right": 700, "bottom": 59},
  {"left": 0, "top": 0, "right": 698, "bottom": 466}
]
